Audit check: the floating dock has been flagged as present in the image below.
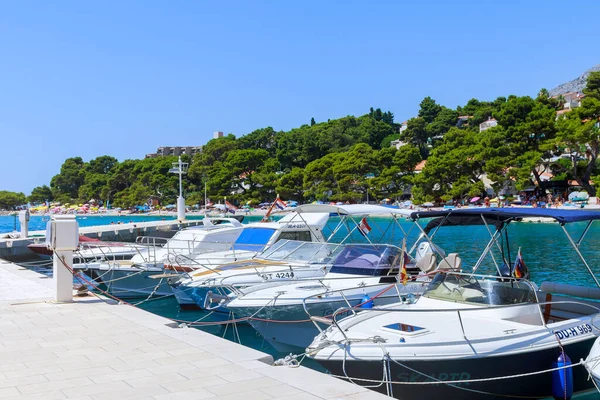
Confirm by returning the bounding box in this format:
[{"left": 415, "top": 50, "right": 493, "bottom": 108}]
[
  {"left": 0, "top": 219, "right": 205, "bottom": 260},
  {"left": 0, "top": 258, "right": 389, "bottom": 399}
]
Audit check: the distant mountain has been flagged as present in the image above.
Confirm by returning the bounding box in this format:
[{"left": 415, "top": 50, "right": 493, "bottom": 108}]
[{"left": 549, "top": 64, "right": 600, "bottom": 96}]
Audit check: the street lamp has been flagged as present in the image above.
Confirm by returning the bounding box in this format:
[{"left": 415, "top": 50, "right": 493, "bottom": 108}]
[{"left": 169, "top": 156, "right": 189, "bottom": 221}]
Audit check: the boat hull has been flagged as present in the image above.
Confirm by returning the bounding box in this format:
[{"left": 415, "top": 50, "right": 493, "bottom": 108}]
[
  {"left": 236, "top": 284, "right": 422, "bottom": 351},
  {"left": 315, "top": 336, "right": 596, "bottom": 400},
  {"left": 79, "top": 267, "right": 174, "bottom": 299}
]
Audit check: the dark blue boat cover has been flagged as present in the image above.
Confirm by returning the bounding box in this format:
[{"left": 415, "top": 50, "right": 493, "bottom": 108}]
[{"left": 409, "top": 208, "right": 600, "bottom": 224}]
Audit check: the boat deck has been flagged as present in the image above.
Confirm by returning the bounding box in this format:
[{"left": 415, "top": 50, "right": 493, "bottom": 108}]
[{"left": 0, "top": 259, "right": 388, "bottom": 399}]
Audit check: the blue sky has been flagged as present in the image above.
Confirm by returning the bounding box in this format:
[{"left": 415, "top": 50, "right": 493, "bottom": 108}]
[{"left": 1, "top": 0, "right": 598, "bottom": 194}]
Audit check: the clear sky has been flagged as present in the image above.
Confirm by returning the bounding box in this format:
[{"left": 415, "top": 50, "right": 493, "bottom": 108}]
[{"left": 1, "top": 0, "right": 598, "bottom": 194}]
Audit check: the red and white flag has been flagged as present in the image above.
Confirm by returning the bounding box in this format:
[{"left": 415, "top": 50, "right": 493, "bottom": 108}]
[
  {"left": 275, "top": 198, "right": 287, "bottom": 210},
  {"left": 358, "top": 217, "right": 372, "bottom": 236}
]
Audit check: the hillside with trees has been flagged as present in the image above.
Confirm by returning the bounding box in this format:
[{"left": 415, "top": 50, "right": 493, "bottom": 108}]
[{"left": 1, "top": 72, "right": 599, "bottom": 210}]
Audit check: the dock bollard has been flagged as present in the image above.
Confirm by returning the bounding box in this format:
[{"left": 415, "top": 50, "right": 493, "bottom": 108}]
[
  {"left": 18, "top": 210, "right": 29, "bottom": 238},
  {"left": 46, "top": 215, "right": 79, "bottom": 303}
]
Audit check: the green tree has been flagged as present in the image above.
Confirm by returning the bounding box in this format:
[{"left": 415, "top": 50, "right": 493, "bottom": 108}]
[
  {"left": 28, "top": 185, "right": 53, "bottom": 204},
  {"left": 332, "top": 143, "right": 378, "bottom": 201},
  {"left": 276, "top": 168, "right": 306, "bottom": 202},
  {"left": 86, "top": 156, "right": 118, "bottom": 175},
  {"left": 402, "top": 117, "right": 429, "bottom": 158},
  {"left": 372, "top": 145, "right": 421, "bottom": 199},
  {"left": 0, "top": 191, "right": 27, "bottom": 210},
  {"left": 418, "top": 97, "right": 442, "bottom": 124},
  {"left": 494, "top": 96, "right": 556, "bottom": 190},
  {"left": 310, "top": 117, "right": 316, "bottom": 126},
  {"left": 550, "top": 99, "right": 600, "bottom": 196},
  {"left": 237, "top": 127, "right": 279, "bottom": 157},
  {"left": 583, "top": 71, "right": 600, "bottom": 99},
  {"left": 414, "top": 128, "right": 484, "bottom": 202},
  {"left": 427, "top": 107, "right": 459, "bottom": 141},
  {"left": 50, "top": 157, "right": 86, "bottom": 200},
  {"left": 303, "top": 152, "right": 343, "bottom": 201}
]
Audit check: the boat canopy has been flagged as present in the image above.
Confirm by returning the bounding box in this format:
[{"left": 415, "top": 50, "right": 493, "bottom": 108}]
[
  {"left": 329, "top": 244, "right": 403, "bottom": 277},
  {"left": 410, "top": 208, "right": 600, "bottom": 225},
  {"left": 294, "top": 204, "right": 413, "bottom": 217},
  {"left": 277, "top": 211, "right": 330, "bottom": 228}
]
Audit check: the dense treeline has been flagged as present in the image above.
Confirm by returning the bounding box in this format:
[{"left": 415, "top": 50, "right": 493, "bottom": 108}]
[{"left": 1, "top": 73, "right": 599, "bottom": 210}]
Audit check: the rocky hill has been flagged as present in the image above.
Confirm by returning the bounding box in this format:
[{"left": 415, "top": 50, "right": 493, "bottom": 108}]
[{"left": 549, "top": 64, "right": 600, "bottom": 96}]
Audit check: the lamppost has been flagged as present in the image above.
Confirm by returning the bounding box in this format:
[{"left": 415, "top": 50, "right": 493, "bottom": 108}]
[{"left": 169, "top": 156, "right": 188, "bottom": 221}]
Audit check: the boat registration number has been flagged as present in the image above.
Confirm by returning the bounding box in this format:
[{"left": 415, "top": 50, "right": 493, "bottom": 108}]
[
  {"left": 554, "top": 323, "right": 593, "bottom": 339},
  {"left": 261, "top": 272, "right": 295, "bottom": 280}
]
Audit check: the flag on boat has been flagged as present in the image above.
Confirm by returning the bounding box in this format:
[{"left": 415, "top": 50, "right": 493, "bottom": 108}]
[
  {"left": 358, "top": 217, "right": 372, "bottom": 236},
  {"left": 399, "top": 238, "right": 408, "bottom": 285},
  {"left": 225, "top": 200, "right": 237, "bottom": 214},
  {"left": 512, "top": 248, "right": 528, "bottom": 279},
  {"left": 275, "top": 198, "right": 287, "bottom": 210}
]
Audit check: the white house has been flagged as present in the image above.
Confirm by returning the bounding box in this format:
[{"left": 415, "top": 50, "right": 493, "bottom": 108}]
[
  {"left": 479, "top": 117, "right": 498, "bottom": 132},
  {"left": 390, "top": 139, "right": 408, "bottom": 149}
]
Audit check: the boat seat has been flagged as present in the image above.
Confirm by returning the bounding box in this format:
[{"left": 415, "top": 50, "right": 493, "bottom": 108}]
[
  {"left": 437, "top": 253, "right": 461, "bottom": 271},
  {"left": 415, "top": 253, "right": 436, "bottom": 274}
]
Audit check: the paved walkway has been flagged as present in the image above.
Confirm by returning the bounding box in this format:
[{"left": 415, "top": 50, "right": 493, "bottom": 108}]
[{"left": 0, "top": 260, "right": 389, "bottom": 399}]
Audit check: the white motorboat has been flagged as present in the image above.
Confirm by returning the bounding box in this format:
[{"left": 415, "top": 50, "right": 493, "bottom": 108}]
[
  {"left": 306, "top": 208, "right": 600, "bottom": 400},
  {"left": 226, "top": 242, "right": 449, "bottom": 352},
  {"left": 78, "top": 212, "right": 329, "bottom": 299},
  {"left": 584, "top": 333, "right": 600, "bottom": 392},
  {"left": 73, "top": 217, "right": 246, "bottom": 298},
  {"left": 70, "top": 217, "right": 243, "bottom": 265},
  {"left": 308, "top": 272, "right": 600, "bottom": 399},
  {"left": 171, "top": 205, "right": 415, "bottom": 308}
]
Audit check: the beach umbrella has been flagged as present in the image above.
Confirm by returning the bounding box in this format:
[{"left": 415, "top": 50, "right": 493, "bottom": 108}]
[{"left": 470, "top": 197, "right": 480, "bottom": 203}]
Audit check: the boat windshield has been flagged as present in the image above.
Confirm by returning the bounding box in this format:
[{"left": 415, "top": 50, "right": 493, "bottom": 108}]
[
  {"left": 423, "top": 273, "right": 537, "bottom": 306},
  {"left": 259, "top": 240, "right": 342, "bottom": 263},
  {"left": 231, "top": 228, "right": 277, "bottom": 252},
  {"left": 329, "top": 244, "right": 403, "bottom": 277}
]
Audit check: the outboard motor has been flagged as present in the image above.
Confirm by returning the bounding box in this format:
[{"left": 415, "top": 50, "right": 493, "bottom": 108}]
[{"left": 414, "top": 242, "right": 445, "bottom": 262}]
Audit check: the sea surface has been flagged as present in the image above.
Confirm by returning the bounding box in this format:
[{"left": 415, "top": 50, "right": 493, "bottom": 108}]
[
  {"left": 12, "top": 216, "right": 600, "bottom": 394},
  {"left": 0, "top": 214, "right": 266, "bottom": 234}
]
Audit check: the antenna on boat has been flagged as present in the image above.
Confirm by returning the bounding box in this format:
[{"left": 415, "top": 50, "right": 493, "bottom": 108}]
[{"left": 169, "top": 156, "right": 188, "bottom": 221}]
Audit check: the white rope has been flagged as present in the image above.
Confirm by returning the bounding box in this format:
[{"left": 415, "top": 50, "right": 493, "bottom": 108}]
[{"left": 331, "top": 358, "right": 586, "bottom": 385}]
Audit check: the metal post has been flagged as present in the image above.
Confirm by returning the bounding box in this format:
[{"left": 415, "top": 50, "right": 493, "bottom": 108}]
[
  {"left": 47, "top": 215, "right": 79, "bottom": 303},
  {"left": 561, "top": 225, "right": 600, "bottom": 288},
  {"left": 170, "top": 156, "right": 188, "bottom": 221},
  {"left": 18, "top": 210, "right": 29, "bottom": 238}
]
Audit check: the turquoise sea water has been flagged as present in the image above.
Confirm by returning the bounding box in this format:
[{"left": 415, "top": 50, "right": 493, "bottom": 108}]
[
  {"left": 0, "top": 214, "right": 267, "bottom": 234},
  {"left": 0, "top": 214, "right": 176, "bottom": 233}
]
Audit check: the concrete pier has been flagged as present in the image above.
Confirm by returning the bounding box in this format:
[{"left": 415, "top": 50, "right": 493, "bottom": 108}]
[
  {"left": 0, "top": 259, "right": 390, "bottom": 399},
  {"left": 0, "top": 219, "right": 205, "bottom": 260}
]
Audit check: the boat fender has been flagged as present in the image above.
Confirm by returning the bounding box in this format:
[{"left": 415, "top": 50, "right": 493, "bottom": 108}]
[
  {"left": 551, "top": 352, "right": 573, "bottom": 400},
  {"left": 360, "top": 294, "right": 373, "bottom": 309}
]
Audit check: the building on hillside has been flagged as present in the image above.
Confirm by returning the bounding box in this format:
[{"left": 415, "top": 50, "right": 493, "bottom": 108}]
[
  {"left": 145, "top": 146, "right": 203, "bottom": 158},
  {"left": 390, "top": 139, "right": 408, "bottom": 149},
  {"left": 554, "top": 92, "right": 584, "bottom": 110},
  {"left": 456, "top": 115, "right": 472, "bottom": 128},
  {"left": 479, "top": 117, "right": 498, "bottom": 132},
  {"left": 399, "top": 121, "right": 408, "bottom": 133},
  {"left": 414, "top": 160, "right": 426, "bottom": 173},
  {"left": 213, "top": 131, "right": 224, "bottom": 139}
]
